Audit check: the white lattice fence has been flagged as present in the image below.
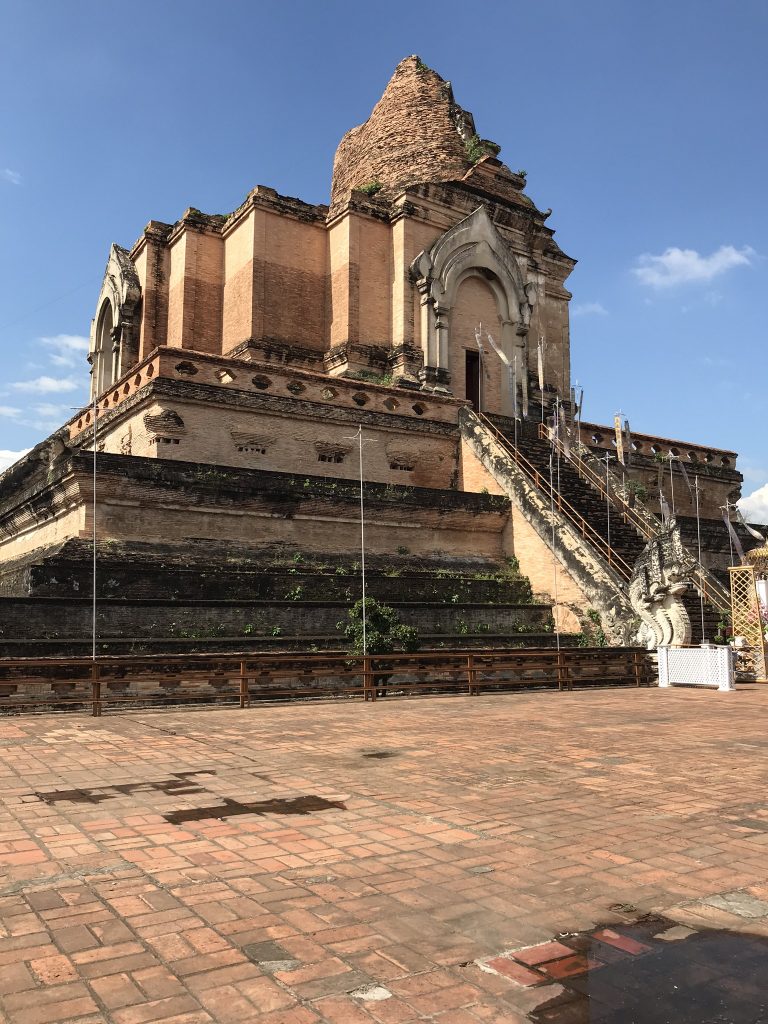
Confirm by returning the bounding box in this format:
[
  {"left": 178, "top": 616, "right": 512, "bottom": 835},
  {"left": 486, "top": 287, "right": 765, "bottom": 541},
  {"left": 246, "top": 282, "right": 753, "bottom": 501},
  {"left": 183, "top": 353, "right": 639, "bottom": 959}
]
[{"left": 658, "top": 645, "right": 735, "bottom": 692}]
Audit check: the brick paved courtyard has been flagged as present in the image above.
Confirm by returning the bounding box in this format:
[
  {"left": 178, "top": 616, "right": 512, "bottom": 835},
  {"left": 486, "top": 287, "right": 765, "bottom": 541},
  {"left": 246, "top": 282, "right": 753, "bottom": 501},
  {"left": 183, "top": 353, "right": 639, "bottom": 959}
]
[{"left": 1, "top": 685, "right": 768, "bottom": 1023}]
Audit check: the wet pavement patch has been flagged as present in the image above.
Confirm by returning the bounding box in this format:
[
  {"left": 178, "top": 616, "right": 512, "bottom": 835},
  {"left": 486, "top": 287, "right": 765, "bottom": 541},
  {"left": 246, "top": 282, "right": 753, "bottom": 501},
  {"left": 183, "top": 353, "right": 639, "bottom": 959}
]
[
  {"left": 163, "top": 794, "right": 346, "bottom": 824},
  {"left": 480, "top": 915, "right": 768, "bottom": 1023},
  {"left": 241, "top": 940, "right": 300, "bottom": 973}
]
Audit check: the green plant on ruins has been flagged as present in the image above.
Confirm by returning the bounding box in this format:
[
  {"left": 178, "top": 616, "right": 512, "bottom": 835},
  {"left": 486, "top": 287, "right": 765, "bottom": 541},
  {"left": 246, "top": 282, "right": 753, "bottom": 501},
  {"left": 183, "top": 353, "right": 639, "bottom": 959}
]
[
  {"left": 576, "top": 608, "right": 607, "bottom": 648},
  {"left": 337, "top": 598, "right": 420, "bottom": 656},
  {"left": 464, "top": 134, "right": 502, "bottom": 164},
  {"left": 624, "top": 479, "right": 648, "bottom": 504},
  {"left": 357, "top": 179, "right": 383, "bottom": 196}
]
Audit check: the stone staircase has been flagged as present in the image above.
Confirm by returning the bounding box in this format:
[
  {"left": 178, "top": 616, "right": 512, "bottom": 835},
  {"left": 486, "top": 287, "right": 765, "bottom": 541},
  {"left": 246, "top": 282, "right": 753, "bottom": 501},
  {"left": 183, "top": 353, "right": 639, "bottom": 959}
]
[
  {"left": 506, "top": 430, "right": 648, "bottom": 574},
  {"left": 466, "top": 410, "right": 728, "bottom": 644}
]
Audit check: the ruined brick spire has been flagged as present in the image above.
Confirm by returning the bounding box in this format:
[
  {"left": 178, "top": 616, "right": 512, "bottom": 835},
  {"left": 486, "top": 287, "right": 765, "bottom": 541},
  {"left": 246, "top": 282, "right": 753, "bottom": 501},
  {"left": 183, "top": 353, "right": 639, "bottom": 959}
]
[{"left": 330, "top": 55, "right": 499, "bottom": 210}]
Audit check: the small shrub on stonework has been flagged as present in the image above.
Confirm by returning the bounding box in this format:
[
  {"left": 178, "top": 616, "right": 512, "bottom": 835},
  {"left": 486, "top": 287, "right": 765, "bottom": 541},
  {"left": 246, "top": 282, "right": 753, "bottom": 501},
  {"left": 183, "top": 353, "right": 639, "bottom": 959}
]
[
  {"left": 464, "top": 135, "right": 502, "bottom": 164},
  {"left": 357, "top": 179, "right": 383, "bottom": 196},
  {"left": 576, "top": 608, "right": 607, "bottom": 648},
  {"left": 337, "top": 598, "right": 420, "bottom": 656}
]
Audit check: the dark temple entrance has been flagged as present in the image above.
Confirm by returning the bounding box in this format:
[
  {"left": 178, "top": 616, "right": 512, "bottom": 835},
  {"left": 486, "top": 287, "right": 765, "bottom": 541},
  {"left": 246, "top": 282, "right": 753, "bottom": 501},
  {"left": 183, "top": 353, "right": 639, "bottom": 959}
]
[{"left": 465, "top": 350, "right": 480, "bottom": 411}]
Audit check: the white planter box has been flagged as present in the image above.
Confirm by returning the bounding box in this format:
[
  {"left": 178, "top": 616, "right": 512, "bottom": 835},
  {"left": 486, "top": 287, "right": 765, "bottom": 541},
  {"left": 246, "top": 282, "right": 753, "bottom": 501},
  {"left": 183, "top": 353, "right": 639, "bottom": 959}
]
[{"left": 658, "top": 644, "right": 735, "bottom": 692}]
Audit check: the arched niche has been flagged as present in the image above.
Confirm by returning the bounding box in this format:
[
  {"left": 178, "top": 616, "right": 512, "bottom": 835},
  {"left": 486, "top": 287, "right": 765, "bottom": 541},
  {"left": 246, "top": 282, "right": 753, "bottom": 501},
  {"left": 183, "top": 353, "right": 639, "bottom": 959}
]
[
  {"left": 94, "top": 299, "right": 114, "bottom": 396},
  {"left": 410, "top": 205, "right": 538, "bottom": 414},
  {"left": 88, "top": 244, "right": 141, "bottom": 399}
]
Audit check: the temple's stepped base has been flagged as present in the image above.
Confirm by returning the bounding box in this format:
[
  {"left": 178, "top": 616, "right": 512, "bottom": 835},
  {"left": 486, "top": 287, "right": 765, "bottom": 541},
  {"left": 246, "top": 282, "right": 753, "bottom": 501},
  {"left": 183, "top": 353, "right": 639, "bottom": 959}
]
[
  {"left": 0, "top": 596, "right": 554, "bottom": 657},
  {"left": 0, "top": 540, "right": 536, "bottom": 604},
  {"left": 0, "top": 539, "right": 556, "bottom": 657}
]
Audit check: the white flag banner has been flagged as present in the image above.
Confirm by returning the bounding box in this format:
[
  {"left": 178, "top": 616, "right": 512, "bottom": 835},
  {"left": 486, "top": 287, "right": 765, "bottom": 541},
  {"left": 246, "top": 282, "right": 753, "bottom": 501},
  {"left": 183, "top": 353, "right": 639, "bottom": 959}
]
[
  {"left": 723, "top": 511, "right": 746, "bottom": 563},
  {"left": 559, "top": 403, "right": 570, "bottom": 457},
  {"left": 537, "top": 336, "right": 545, "bottom": 392},
  {"left": 660, "top": 493, "right": 672, "bottom": 525},
  {"left": 614, "top": 415, "right": 625, "bottom": 465},
  {"left": 676, "top": 456, "right": 693, "bottom": 499},
  {"left": 486, "top": 330, "right": 522, "bottom": 419},
  {"left": 623, "top": 419, "right": 632, "bottom": 468}
]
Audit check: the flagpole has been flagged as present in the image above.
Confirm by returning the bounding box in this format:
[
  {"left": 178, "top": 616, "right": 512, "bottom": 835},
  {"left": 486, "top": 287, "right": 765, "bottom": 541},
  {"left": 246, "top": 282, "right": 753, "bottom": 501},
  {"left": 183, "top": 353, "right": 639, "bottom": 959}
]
[
  {"left": 695, "top": 476, "right": 706, "bottom": 641},
  {"left": 599, "top": 452, "right": 615, "bottom": 553},
  {"left": 549, "top": 451, "right": 561, "bottom": 653},
  {"left": 92, "top": 387, "right": 97, "bottom": 663},
  {"left": 356, "top": 427, "right": 366, "bottom": 656}
]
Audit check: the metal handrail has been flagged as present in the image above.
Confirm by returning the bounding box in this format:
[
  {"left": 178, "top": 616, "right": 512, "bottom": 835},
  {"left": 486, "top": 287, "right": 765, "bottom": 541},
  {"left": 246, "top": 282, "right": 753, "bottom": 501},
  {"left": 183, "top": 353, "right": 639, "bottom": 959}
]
[
  {"left": 538, "top": 423, "right": 731, "bottom": 613},
  {"left": 476, "top": 413, "right": 633, "bottom": 580}
]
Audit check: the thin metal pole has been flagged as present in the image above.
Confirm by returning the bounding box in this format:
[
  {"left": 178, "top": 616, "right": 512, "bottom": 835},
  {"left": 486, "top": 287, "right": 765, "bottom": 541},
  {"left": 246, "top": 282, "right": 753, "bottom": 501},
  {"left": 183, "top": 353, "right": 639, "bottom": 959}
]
[
  {"left": 358, "top": 426, "right": 366, "bottom": 658},
  {"left": 598, "top": 453, "right": 614, "bottom": 552},
  {"left": 695, "top": 476, "right": 706, "bottom": 641},
  {"left": 92, "top": 388, "right": 97, "bottom": 663},
  {"left": 549, "top": 452, "right": 561, "bottom": 653},
  {"left": 606, "top": 457, "right": 611, "bottom": 550}
]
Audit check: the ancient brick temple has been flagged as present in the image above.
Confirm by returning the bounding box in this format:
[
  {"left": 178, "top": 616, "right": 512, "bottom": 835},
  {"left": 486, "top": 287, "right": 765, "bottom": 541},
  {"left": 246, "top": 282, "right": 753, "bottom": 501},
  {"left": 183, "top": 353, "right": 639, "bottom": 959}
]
[{"left": 0, "top": 57, "right": 753, "bottom": 653}]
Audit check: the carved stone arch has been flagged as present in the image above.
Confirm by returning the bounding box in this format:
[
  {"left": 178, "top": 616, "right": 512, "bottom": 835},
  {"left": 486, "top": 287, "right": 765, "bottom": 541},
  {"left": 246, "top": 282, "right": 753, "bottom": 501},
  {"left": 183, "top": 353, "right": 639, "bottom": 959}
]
[
  {"left": 409, "top": 206, "right": 537, "bottom": 404},
  {"left": 89, "top": 244, "right": 141, "bottom": 398}
]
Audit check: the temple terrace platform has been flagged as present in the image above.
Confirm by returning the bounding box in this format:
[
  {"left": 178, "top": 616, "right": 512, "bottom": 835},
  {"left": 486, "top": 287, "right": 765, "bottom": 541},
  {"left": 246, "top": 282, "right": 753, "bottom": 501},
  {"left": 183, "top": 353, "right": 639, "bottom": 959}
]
[{"left": 1, "top": 685, "right": 767, "bottom": 1022}]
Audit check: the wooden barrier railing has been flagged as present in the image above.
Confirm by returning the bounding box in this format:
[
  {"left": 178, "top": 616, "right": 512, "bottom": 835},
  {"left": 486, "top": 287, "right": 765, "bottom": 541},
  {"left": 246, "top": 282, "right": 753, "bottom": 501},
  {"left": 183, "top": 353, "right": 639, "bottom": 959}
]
[{"left": 0, "top": 647, "right": 654, "bottom": 716}]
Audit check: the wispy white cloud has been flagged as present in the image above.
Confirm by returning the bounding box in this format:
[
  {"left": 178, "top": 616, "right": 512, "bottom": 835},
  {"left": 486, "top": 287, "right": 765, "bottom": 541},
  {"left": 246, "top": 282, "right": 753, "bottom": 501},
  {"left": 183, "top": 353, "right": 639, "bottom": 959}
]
[
  {"left": 572, "top": 301, "right": 608, "bottom": 317},
  {"left": 740, "top": 460, "right": 768, "bottom": 485},
  {"left": 40, "top": 334, "right": 89, "bottom": 368},
  {"left": 0, "top": 449, "right": 30, "bottom": 472},
  {"left": 633, "top": 245, "right": 755, "bottom": 288},
  {"left": 700, "top": 355, "right": 734, "bottom": 368},
  {"left": 1, "top": 168, "right": 21, "bottom": 186},
  {"left": 33, "top": 402, "right": 73, "bottom": 419},
  {"left": 0, "top": 405, "right": 22, "bottom": 418},
  {"left": 10, "top": 376, "right": 79, "bottom": 394},
  {"left": 740, "top": 483, "right": 768, "bottom": 525}
]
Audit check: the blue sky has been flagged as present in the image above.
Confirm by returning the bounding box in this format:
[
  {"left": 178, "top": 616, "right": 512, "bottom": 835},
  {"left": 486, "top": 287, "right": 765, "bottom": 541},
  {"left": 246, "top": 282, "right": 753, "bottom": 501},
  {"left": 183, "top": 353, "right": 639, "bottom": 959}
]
[{"left": 1, "top": 1, "right": 766, "bottom": 514}]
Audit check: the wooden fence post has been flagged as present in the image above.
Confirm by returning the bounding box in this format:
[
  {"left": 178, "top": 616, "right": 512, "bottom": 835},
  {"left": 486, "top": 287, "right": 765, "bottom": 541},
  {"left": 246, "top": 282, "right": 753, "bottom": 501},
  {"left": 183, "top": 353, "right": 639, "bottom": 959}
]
[
  {"left": 363, "top": 657, "right": 375, "bottom": 701},
  {"left": 556, "top": 651, "right": 569, "bottom": 692},
  {"left": 467, "top": 654, "right": 477, "bottom": 695},
  {"left": 633, "top": 651, "right": 645, "bottom": 687},
  {"left": 239, "top": 661, "right": 250, "bottom": 708},
  {"left": 91, "top": 662, "right": 101, "bottom": 717}
]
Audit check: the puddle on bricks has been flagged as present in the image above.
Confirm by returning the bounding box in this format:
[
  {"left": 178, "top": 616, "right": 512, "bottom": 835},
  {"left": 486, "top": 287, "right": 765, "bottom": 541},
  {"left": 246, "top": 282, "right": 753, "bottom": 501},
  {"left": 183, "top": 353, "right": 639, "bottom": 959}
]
[{"left": 495, "top": 914, "right": 768, "bottom": 1023}]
